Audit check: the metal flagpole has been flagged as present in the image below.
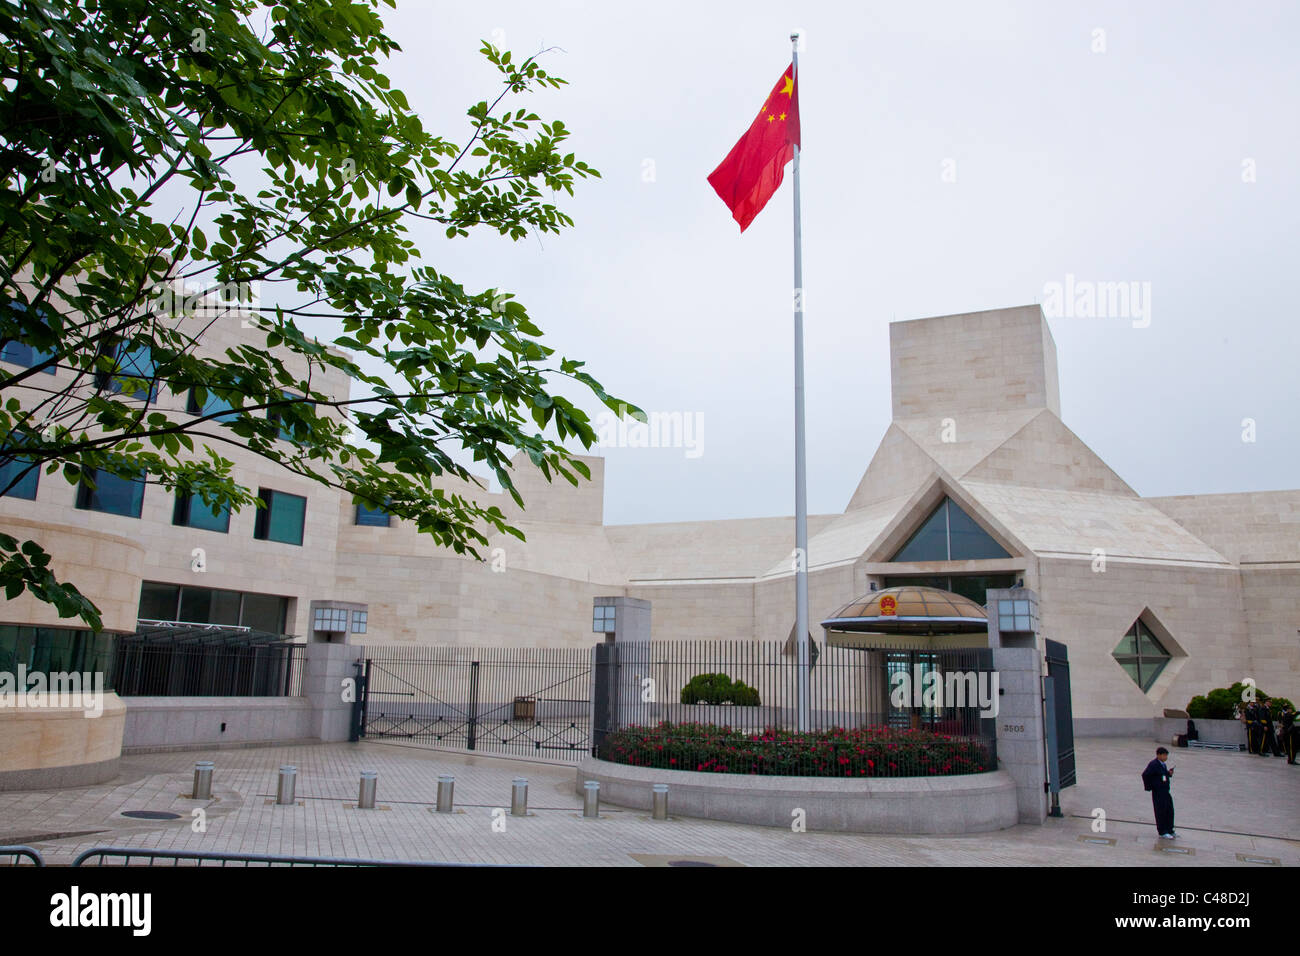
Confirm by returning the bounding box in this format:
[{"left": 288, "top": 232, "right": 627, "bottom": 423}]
[{"left": 791, "top": 32, "right": 810, "bottom": 732}]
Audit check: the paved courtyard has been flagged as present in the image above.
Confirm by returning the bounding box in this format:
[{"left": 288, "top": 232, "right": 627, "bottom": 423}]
[{"left": 1, "top": 738, "right": 1295, "bottom": 866}]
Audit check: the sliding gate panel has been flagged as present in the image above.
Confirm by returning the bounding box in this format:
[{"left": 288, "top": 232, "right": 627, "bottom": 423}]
[{"left": 358, "top": 645, "right": 591, "bottom": 760}]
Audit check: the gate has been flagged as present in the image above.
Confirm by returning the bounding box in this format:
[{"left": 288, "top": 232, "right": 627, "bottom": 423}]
[
  {"left": 354, "top": 645, "right": 590, "bottom": 761},
  {"left": 1043, "top": 638, "right": 1077, "bottom": 816}
]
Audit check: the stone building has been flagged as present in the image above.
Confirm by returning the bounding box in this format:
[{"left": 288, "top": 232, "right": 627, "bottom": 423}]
[{"left": 2, "top": 302, "right": 1296, "bottom": 746}]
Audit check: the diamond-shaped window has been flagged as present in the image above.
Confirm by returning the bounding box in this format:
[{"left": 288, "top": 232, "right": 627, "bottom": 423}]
[{"left": 1112, "top": 618, "right": 1170, "bottom": 692}]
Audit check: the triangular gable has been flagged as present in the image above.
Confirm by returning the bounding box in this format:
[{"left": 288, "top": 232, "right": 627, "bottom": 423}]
[{"left": 861, "top": 474, "right": 1028, "bottom": 566}]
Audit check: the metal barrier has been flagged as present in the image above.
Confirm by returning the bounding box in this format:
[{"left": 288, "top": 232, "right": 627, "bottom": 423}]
[
  {"left": 71, "top": 847, "right": 498, "bottom": 867},
  {"left": 0, "top": 846, "right": 45, "bottom": 866}
]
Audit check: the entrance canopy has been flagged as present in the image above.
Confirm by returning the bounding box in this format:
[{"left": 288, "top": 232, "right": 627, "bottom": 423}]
[{"left": 820, "top": 585, "right": 988, "bottom": 645}]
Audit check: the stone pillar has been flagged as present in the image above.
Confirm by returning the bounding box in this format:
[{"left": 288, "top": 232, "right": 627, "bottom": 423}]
[
  {"left": 304, "top": 642, "right": 360, "bottom": 743},
  {"left": 987, "top": 586, "right": 1048, "bottom": 825},
  {"left": 592, "top": 597, "right": 652, "bottom": 734}
]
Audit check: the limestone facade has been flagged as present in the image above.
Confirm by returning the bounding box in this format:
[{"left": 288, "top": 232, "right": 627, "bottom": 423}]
[{"left": 2, "top": 304, "right": 1295, "bottom": 726}]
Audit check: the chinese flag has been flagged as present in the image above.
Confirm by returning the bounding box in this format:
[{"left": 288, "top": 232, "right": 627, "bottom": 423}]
[{"left": 708, "top": 64, "right": 800, "bottom": 232}]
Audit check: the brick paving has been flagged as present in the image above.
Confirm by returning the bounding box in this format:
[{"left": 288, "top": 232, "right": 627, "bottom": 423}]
[{"left": 1, "top": 738, "right": 1295, "bottom": 866}]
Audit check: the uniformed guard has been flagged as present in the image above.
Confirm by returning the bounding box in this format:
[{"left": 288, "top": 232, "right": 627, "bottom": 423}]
[
  {"left": 1141, "top": 747, "right": 1176, "bottom": 838},
  {"left": 1279, "top": 705, "right": 1298, "bottom": 765},
  {"left": 1259, "top": 700, "right": 1281, "bottom": 757},
  {"left": 1244, "top": 700, "right": 1260, "bottom": 754}
]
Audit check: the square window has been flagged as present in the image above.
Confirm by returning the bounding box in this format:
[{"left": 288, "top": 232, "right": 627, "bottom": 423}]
[
  {"left": 355, "top": 501, "right": 391, "bottom": 527},
  {"left": 593, "top": 606, "right": 616, "bottom": 632},
  {"left": 173, "top": 491, "right": 230, "bottom": 533},
  {"left": 187, "top": 387, "right": 241, "bottom": 424},
  {"left": 100, "top": 340, "right": 157, "bottom": 402},
  {"left": 0, "top": 456, "right": 39, "bottom": 500},
  {"left": 0, "top": 301, "right": 57, "bottom": 374},
  {"left": 268, "top": 390, "right": 316, "bottom": 442},
  {"left": 998, "top": 600, "right": 1014, "bottom": 616},
  {"left": 76, "top": 469, "right": 145, "bottom": 517},
  {"left": 253, "top": 488, "right": 306, "bottom": 546},
  {"left": 351, "top": 610, "right": 367, "bottom": 634},
  {"left": 1014, "top": 600, "right": 1030, "bottom": 615}
]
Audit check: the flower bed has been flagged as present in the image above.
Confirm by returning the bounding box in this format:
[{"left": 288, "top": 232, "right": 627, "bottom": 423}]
[{"left": 598, "top": 721, "right": 993, "bottom": 777}]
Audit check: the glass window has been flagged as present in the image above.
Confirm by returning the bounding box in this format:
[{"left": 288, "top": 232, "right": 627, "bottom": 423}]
[
  {"left": 187, "top": 387, "right": 241, "bottom": 424},
  {"left": 76, "top": 469, "right": 145, "bottom": 517},
  {"left": 351, "top": 610, "right": 367, "bottom": 634},
  {"left": 136, "top": 582, "right": 286, "bottom": 633},
  {"left": 313, "top": 607, "right": 349, "bottom": 632},
  {"left": 173, "top": 491, "right": 231, "bottom": 533},
  {"left": 0, "top": 625, "right": 115, "bottom": 686},
  {"left": 593, "top": 605, "right": 616, "bottom": 632},
  {"left": 0, "top": 301, "right": 57, "bottom": 374},
  {"left": 891, "top": 500, "right": 951, "bottom": 562},
  {"left": 268, "top": 390, "right": 315, "bottom": 441},
  {"left": 137, "top": 582, "right": 180, "bottom": 621},
  {"left": 253, "top": 488, "right": 306, "bottom": 546},
  {"left": 946, "top": 499, "right": 1011, "bottom": 560},
  {"left": 103, "top": 341, "right": 157, "bottom": 402},
  {"left": 1112, "top": 619, "right": 1172, "bottom": 692},
  {"left": 0, "top": 456, "right": 39, "bottom": 499},
  {"left": 890, "top": 497, "right": 1010, "bottom": 562},
  {"left": 355, "top": 501, "right": 391, "bottom": 527},
  {"left": 241, "top": 591, "right": 288, "bottom": 634},
  {"left": 881, "top": 574, "right": 1018, "bottom": 607}
]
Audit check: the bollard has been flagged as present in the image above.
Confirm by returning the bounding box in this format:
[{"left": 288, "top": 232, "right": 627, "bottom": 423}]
[
  {"left": 583, "top": 779, "right": 600, "bottom": 818},
  {"left": 652, "top": 783, "right": 669, "bottom": 821},
  {"left": 192, "top": 761, "right": 214, "bottom": 800},
  {"left": 511, "top": 777, "right": 529, "bottom": 817},
  {"left": 358, "top": 771, "right": 377, "bottom": 810},
  {"left": 275, "top": 765, "right": 297, "bottom": 806},
  {"left": 436, "top": 774, "right": 455, "bottom": 813}
]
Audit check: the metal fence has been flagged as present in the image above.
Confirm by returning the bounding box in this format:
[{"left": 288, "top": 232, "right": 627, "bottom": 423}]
[
  {"left": 71, "top": 847, "right": 496, "bottom": 867},
  {"left": 0, "top": 846, "right": 45, "bottom": 866},
  {"left": 358, "top": 644, "right": 590, "bottom": 760},
  {"left": 593, "top": 641, "right": 998, "bottom": 777},
  {"left": 111, "top": 640, "right": 306, "bottom": 697}
]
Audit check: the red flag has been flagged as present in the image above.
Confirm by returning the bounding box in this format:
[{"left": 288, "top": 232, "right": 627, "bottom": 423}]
[{"left": 707, "top": 64, "right": 800, "bottom": 232}]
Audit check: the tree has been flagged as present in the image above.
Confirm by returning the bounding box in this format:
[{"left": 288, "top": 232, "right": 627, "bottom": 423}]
[{"left": 0, "top": 0, "right": 636, "bottom": 629}]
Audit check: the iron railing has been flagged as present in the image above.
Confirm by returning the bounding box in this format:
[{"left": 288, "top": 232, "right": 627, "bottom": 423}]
[
  {"left": 593, "top": 640, "right": 998, "bottom": 777},
  {"left": 0, "top": 846, "right": 45, "bottom": 866},
  {"left": 71, "top": 847, "right": 498, "bottom": 867},
  {"left": 359, "top": 644, "right": 590, "bottom": 759},
  {"left": 111, "top": 641, "right": 305, "bottom": 697}
]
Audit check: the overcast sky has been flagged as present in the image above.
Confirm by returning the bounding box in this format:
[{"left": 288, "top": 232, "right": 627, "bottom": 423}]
[{"left": 360, "top": 0, "right": 1298, "bottom": 525}]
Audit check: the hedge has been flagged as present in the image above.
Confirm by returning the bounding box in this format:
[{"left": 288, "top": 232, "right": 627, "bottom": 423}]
[{"left": 598, "top": 720, "right": 993, "bottom": 777}]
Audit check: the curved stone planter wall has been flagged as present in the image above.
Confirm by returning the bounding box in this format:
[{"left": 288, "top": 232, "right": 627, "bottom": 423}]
[
  {"left": 577, "top": 757, "right": 1019, "bottom": 834},
  {"left": 0, "top": 693, "right": 125, "bottom": 791}
]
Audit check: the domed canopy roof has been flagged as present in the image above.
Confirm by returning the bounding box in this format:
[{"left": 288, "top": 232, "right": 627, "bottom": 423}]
[{"left": 820, "top": 585, "right": 988, "bottom": 635}]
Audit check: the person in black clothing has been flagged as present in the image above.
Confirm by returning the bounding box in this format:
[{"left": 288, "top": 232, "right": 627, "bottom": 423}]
[
  {"left": 1259, "top": 700, "right": 1282, "bottom": 757},
  {"left": 1141, "top": 747, "right": 1176, "bottom": 838},
  {"left": 1244, "top": 700, "right": 1260, "bottom": 754},
  {"left": 1279, "top": 705, "right": 1298, "bottom": 765}
]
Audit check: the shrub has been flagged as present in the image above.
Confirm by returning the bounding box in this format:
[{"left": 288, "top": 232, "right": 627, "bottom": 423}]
[
  {"left": 598, "top": 721, "right": 993, "bottom": 777},
  {"left": 679, "top": 673, "right": 761, "bottom": 706},
  {"left": 1187, "top": 683, "right": 1289, "bottom": 719}
]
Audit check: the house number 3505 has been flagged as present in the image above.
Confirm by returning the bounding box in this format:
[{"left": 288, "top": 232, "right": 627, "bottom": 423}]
[{"left": 1003, "top": 724, "right": 1025, "bottom": 733}]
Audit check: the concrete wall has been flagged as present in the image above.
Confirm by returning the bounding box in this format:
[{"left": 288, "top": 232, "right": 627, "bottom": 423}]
[
  {"left": 121, "top": 696, "right": 314, "bottom": 753},
  {"left": 578, "top": 757, "right": 1019, "bottom": 835}
]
